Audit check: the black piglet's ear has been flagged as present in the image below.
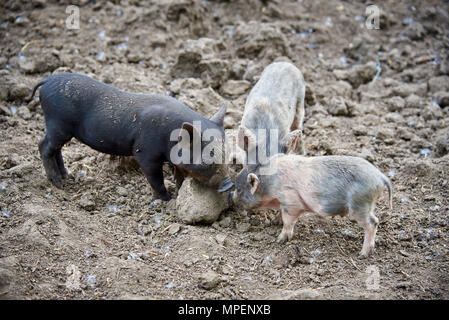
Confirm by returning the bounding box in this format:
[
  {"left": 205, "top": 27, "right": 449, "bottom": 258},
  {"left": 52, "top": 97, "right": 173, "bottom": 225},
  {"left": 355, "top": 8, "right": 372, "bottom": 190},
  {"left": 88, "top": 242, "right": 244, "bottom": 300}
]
[
  {"left": 209, "top": 103, "right": 227, "bottom": 127},
  {"left": 178, "top": 122, "right": 198, "bottom": 149}
]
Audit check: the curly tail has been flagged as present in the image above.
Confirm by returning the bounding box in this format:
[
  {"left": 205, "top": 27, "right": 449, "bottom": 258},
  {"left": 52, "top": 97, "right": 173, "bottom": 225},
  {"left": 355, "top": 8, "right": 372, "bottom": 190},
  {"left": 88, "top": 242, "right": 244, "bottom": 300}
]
[
  {"left": 381, "top": 175, "right": 393, "bottom": 210},
  {"left": 27, "top": 79, "right": 47, "bottom": 102}
]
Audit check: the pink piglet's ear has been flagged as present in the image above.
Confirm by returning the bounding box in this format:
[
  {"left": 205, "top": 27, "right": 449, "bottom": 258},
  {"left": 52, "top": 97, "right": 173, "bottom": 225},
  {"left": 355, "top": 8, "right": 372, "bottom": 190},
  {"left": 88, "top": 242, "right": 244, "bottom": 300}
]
[
  {"left": 281, "top": 129, "right": 304, "bottom": 154},
  {"left": 247, "top": 173, "right": 260, "bottom": 195},
  {"left": 238, "top": 126, "right": 257, "bottom": 152}
]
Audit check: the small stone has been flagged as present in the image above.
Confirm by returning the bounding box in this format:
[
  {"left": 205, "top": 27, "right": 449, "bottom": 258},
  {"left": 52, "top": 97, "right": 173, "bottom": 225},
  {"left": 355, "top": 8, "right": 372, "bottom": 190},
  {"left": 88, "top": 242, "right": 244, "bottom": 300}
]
[
  {"left": 218, "top": 216, "right": 232, "bottom": 228},
  {"left": 433, "top": 91, "right": 449, "bottom": 108},
  {"left": 305, "top": 85, "right": 317, "bottom": 106},
  {"left": 168, "top": 78, "right": 203, "bottom": 94},
  {"left": 171, "top": 38, "right": 229, "bottom": 87},
  {"left": 353, "top": 125, "right": 368, "bottom": 136},
  {"left": 3, "top": 154, "right": 21, "bottom": 169},
  {"left": 243, "top": 62, "right": 263, "bottom": 82},
  {"left": 215, "top": 233, "right": 227, "bottom": 245},
  {"left": 405, "top": 94, "right": 421, "bottom": 108},
  {"left": 116, "top": 186, "right": 128, "bottom": 197},
  {"left": 428, "top": 76, "right": 449, "bottom": 93},
  {"left": 78, "top": 195, "right": 95, "bottom": 211},
  {"left": 233, "top": 21, "right": 290, "bottom": 60},
  {"left": 267, "top": 288, "right": 321, "bottom": 300},
  {"left": 198, "top": 270, "right": 221, "bottom": 290},
  {"left": 435, "top": 129, "right": 449, "bottom": 157},
  {"left": 126, "top": 53, "right": 141, "bottom": 64},
  {"left": 0, "top": 268, "right": 14, "bottom": 291},
  {"left": 387, "top": 96, "right": 405, "bottom": 112},
  {"left": 396, "top": 281, "right": 412, "bottom": 289},
  {"left": 16, "top": 106, "right": 32, "bottom": 120},
  {"left": 355, "top": 148, "right": 375, "bottom": 162},
  {"left": 229, "top": 59, "right": 247, "bottom": 79},
  {"left": 168, "top": 223, "right": 181, "bottom": 235},
  {"left": 298, "top": 256, "right": 314, "bottom": 264},
  {"left": 327, "top": 96, "right": 348, "bottom": 116},
  {"left": 236, "top": 222, "right": 251, "bottom": 232},
  {"left": 15, "top": 16, "right": 30, "bottom": 26},
  {"left": 0, "top": 105, "right": 11, "bottom": 116},
  {"left": 96, "top": 51, "right": 105, "bottom": 61},
  {"left": 9, "top": 83, "right": 29, "bottom": 100},
  {"left": 404, "top": 22, "right": 425, "bottom": 40},
  {"left": 376, "top": 128, "right": 395, "bottom": 141},
  {"left": 18, "top": 51, "right": 61, "bottom": 74},
  {"left": 392, "top": 83, "right": 427, "bottom": 98},
  {"left": 32, "top": 0, "right": 46, "bottom": 8},
  {"left": 422, "top": 103, "right": 443, "bottom": 120},
  {"left": 333, "top": 61, "right": 377, "bottom": 88},
  {"left": 220, "top": 80, "right": 251, "bottom": 96},
  {"left": 2, "top": 208, "right": 11, "bottom": 218},
  {"left": 399, "top": 250, "right": 410, "bottom": 257},
  {"left": 329, "top": 81, "right": 352, "bottom": 98},
  {"left": 385, "top": 112, "right": 404, "bottom": 123}
]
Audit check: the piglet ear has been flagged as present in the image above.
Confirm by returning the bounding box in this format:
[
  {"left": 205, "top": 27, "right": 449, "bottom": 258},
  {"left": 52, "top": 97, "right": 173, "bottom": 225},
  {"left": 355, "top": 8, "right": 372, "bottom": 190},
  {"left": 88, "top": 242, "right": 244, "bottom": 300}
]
[
  {"left": 209, "top": 103, "right": 227, "bottom": 127},
  {"left": 247, "top": 173, "right": 260, "bottom": 194},
  {"left": 178, "top": 122, "right": 200, "bottom": 150},
  {"left": 281, "top": 129, "right": 303, "bottom": 154},
  {"left": 238, "top": 126, "right": 256, "bottom": 152}
]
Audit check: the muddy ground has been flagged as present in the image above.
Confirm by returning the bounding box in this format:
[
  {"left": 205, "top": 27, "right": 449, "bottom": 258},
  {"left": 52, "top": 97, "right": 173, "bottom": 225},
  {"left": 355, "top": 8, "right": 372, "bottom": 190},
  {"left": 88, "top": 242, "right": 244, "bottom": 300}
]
[{"left": 0, "top": 0, "right": 448, "bottom": 300}]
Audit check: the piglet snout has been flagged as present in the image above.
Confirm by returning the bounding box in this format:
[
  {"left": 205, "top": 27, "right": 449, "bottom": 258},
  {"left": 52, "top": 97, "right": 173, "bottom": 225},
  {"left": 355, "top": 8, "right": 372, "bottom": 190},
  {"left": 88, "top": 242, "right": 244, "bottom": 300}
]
[{"left": 217, "top": 176, "right": 234, "bottom": 193}]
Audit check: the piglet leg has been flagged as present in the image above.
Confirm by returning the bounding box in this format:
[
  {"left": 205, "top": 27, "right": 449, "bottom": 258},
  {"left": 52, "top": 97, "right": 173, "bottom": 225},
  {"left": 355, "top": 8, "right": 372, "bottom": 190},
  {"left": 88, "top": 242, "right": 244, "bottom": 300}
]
[
  {"left": 39, "top": 125, "right": 72, "bottom": 189},
  {"left": 173, "top": 166, "right": 185, "bottom": 191},
  {"left": 277, "top": 207, "right": 301, "bottom": 243},
  {"left": 356, "top": 203, "right": 379, "bottom": 258},
  {"left": 134, "top": 155, "right": 171, "bottom": 201}
]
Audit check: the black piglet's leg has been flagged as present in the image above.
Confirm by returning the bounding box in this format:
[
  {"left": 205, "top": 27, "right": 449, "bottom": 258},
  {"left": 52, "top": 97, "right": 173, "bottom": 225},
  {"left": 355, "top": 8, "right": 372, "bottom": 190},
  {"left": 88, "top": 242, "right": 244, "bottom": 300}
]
[
  {"left": 55, "top": 149, "right": 69, "bottom": 179},
  {"left": 173, "top": 166, "right": 185, "bottom": 191},
  {"left": 38, "top": 124, "right": 72, "bottom": 189},
  {"left": 134, "top": 155, "right": 171, "bottom": 201},
  {"left": 39, "top": 135, "right": 63, "bottom": 189}
]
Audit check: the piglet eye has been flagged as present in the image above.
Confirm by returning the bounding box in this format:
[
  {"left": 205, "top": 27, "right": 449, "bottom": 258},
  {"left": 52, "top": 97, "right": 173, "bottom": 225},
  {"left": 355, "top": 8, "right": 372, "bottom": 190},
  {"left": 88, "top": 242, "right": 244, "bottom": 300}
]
[{"left": 210, "top": 150, "right": 214, "bottom": 157}]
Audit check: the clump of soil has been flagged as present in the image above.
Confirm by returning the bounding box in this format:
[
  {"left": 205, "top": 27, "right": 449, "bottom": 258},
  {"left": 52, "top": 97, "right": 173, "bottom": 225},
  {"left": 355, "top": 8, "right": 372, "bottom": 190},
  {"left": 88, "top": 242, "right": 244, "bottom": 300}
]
[{"left": 0, "top": 0, "right": 448, "bottom": 299}]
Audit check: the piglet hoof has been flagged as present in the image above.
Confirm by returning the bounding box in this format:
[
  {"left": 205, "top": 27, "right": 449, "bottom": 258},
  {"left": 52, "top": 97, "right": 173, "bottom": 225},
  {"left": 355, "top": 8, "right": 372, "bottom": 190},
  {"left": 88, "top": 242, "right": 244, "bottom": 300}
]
[
  {"left": 61, "top": 170, "right": 69, "bottom": 180},
  {"left": 49, "top": 177, "right": 64, "bottom": 189},
  {"left": 277, "top": 233, "right": 288, "bottom": 243},
  {"left": 358, "top": 246, "right": 374, "bottom": 259},
  {"left": 358, "top": 251, "right": 371, "bottom": 259},
  {"left": 158, "top": 193, "right": 172, "bottom": 202}
]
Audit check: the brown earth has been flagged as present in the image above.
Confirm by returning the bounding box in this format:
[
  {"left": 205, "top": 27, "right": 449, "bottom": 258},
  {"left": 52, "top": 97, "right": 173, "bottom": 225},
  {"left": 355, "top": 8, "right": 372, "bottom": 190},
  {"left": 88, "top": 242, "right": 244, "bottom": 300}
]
[{"left": 0, "top": 0, "right": 448, "bottom": 300}]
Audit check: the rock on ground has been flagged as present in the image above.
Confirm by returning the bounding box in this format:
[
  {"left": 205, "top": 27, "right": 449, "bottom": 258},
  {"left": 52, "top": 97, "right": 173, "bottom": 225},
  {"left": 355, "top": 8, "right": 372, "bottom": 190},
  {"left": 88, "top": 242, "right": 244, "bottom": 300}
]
[
  {"left": 171, "top": 38, "right": 229, "bottom": 87},
  {"left": 433, "top": 91, "right": 449, "bottom": 108},
  {"left": 435, "top": 129, "right": 449, "bottom": 157},
  {"left": 198, "top": 270, "right": 221, "bottom": 290},
  {"left": 265, "top": 288, "right": 321, "bottom": 300},
  {"left": 220, "top": 80, "right": 251, "bottom": 97},
  {"left": 333, "top": 61, "right": 378, "bottom": 88},
  {"left": 176, "top": 177, "right": 229, "bottom": 224},
  {"left": 428, "top": 76, "right": 449, "bottom": 93},
  {"left": 233, "top": 21, "right": 290, "bottom": 59}
]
